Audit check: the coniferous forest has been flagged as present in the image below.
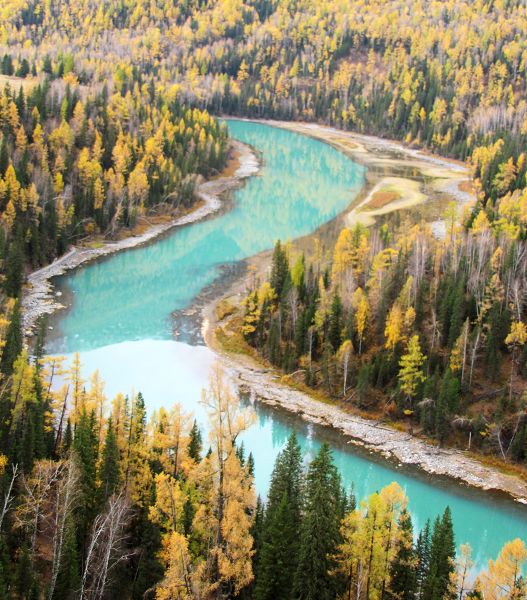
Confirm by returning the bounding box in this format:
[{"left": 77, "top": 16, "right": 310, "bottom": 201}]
[{"left": 1, "top": 0, "right": 527, "bottom": 598}]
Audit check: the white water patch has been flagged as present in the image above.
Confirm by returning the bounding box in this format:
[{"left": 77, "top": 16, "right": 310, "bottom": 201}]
[{"left": 51, "top": 339, "right": 216, "bottom": 420}]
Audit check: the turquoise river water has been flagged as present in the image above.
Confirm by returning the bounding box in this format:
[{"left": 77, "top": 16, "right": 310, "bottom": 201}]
[{"left": 47, "top": 120, "right": 527, "bottom": 569}]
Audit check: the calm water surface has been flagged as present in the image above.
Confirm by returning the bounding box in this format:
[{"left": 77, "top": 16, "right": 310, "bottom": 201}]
[{"left": 47, "top": 120, "right": 527, "bottom": 569}]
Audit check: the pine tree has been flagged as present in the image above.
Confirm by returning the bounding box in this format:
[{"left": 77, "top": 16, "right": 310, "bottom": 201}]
[
  {"left": 187, "top": 419, "right": 202, "bottom": 462},
  {"left": 270, "top": 241, "right": 290, "bottom": 299},
  {"left": 99, "top": 417, "right": 120, "bottom": 501},
  {"left": 416, "top": 520, "right": 431, "bottom": 597},
  {"left": 293, "top": 443, "right": 343, "bottom": 600},
  {"left": 1, "top": 299, "right": 22, "bottom": 376},
  {"left": 423, "top": 508, "right": 456, "bottom": 600},
  {"left": 53, "top": 516, "right": 80, "bottom": 600},
  {"left": 74, "top": 409, "right": 98, "bottom": 532},
  {"left": 5, "top": 237, "right": 25, "bottom": 298},
  {"left": 251, "top": 496, "right": 265, "bottom": 581},
  {"left": 388, "top": 509, "right": 417, "bottom": 599},
  {"left": 328, "top": 293, "right": 343, "bottom": 351},
  {"left": 255, "top": 433, "right": 304, "bottom": 600},
  {"left": 15, "top": 545, "right": 34, "bottom": 600}
]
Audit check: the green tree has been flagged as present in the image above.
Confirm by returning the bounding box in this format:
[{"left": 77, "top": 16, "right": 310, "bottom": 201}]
[
  {"left": 388, "top": 509, "right": 417, "bottom": 599},
  {"left": 270, "top": 241, "right": 290, "bottom": 299},
  {"left": 416, "top": 520, "right": 431, "bottom": 597},
  {"left": 187, "top": 419, "right": 202, "bottom": 462},
  {"left": 293, "top": 443, "right": 343, "bottom": 600},
  {"left": 99, "top": 417, "right": 120, "bottom": 501},
  {"left": 328, "top": 293, "right": 343, "bottom": 351},
  {"left": 1, "top": 300, "right": 22, "bottom": 376},
  {"left": 255, "top": 433, "right": 304, "bottom": 600},
  {"left": 423, "top": 508, "right": 456, "bottom": 600}
]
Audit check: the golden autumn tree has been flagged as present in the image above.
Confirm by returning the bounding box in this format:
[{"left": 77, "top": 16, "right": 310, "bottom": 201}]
[
  {"left": 474, "top": 538, "right": 527, "bottom": 599},
  {"left": 398, "top": 335, "right": 426, "bottom": 405}
]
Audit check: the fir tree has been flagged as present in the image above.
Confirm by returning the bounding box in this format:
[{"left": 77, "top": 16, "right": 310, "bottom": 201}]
[
  {"left": 255, "top": 433, "right": 304, "bottom": 600},
  {"left": 53, "top": 516, "right": 80, "bottom": 600},
  {"left": 1, "top": 300, "right": 22, "bottom": 376},
  {"left": 270, "top": 241, "right": 290, "bottom": 299},
  {"left": 423, "top": 508, "right": 456, "bottom": 600},
  {"left": 99, "top": 417, "right": 120, "bottom": 501},
  {"left": 4, "top": 237, "right": 25, "bottom": 298},
  {"left": 416, "top": 519, "right": 431, "bottom": 597},
  {"left": 388, "top": 509, "right": 417, "bottom": 599},
  {"left": 188, "top": 419, "right": 202, "bottom": 462},
  {"left": 293, "top": 443, "right": 343, "bottom": 600},
  {"left": 74, "top": 409, "right": 98, "bottom": 531},
  {"left": 328, "top": 293, "right": 343, "bottom": 351}
]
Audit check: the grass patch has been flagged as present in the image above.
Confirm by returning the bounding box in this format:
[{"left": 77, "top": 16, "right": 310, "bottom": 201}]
[
  {"left": 465, "top": 451, "right": 527, "bottom": 482},
  {"left": 366, "top": 190, "right": 401, "bottom": 210},
  {"left": 215, "top": 299, "right": 236, "bottom": 322}
]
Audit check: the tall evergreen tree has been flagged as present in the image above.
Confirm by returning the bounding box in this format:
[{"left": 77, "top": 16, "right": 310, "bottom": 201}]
[
  {"left": 329, "top": 293, "right": 343, "bottom": 351},
  {"left": 388, "top": 509, "right": 417, "bottom": 599},
  {"left": 270, "top": 241, "right": 290, "bottom": 299},
  {"left": 187, "top": 419, "right": 202, "bottom": 462},
  {"left": 99, "top": 417, "right": 120, "bottom": 501},
  {"left": 1, "top": 300, "right": 22, "bottom": 376},
  {"left": 74, "top": 409, "right": 98, "bottom": 532},
  {"left": 423, "top": 508, "right": 456, "bottom": 600},
  {"left": 293, "top": 443, "right": 343, "bottom": 600},
  {"left": 416, "top": 520, "right": 431, "bottom": 598},
  {"left": 255, "top": 433, "right": 304, "bottom": 600}
]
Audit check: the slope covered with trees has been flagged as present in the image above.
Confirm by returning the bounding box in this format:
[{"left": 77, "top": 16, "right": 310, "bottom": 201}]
[
  {"left": 0, "top": 351, "right": 523, "bottom": 599},
  {"left": 240, "top": 205, "right": 527, "bottom": 463}
]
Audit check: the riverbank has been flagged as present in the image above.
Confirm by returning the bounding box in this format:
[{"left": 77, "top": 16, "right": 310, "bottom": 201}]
[
  {"left": 21, "top": 139, "right": 259, "bottom": 337},
  {"left": 205, "top": 305, "right": 527, "bottom": 505},
  {"left": 201, "top": 121, "right": 527, "bottom": 505},
  {"left": 236, "top": 118, "right": 475, "bottom": 233}
]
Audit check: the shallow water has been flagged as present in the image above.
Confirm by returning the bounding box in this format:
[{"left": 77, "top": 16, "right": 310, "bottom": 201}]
[{"left": 47, "top": 120, "right": 527, "bottom": 568}]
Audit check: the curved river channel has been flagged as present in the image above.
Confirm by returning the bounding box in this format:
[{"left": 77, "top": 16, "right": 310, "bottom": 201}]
[{"left": 47, "top": 120, "right": 527, "bottom": 569}]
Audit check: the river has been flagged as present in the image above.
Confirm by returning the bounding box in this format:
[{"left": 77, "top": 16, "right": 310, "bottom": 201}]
[{"left": 46, "top": 119, "right": 527, "bottom": 569}]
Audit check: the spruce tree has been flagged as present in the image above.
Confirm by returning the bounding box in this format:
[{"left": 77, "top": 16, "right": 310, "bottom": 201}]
[
  {"left": 1, "top": 299, "right": 22, "bottom": 376},
  {"left": 187, "top": 419, "right": 202, "bottom": 462},
  {"left": 423, "top": 508, "right": 456, "bottom": 600},
  {"left": 293, "top": 443, "right": 343, "bottom": 600},
  {"left": 74, "top": 409, "right": 98, "bottom": 533},
  {"left": 99, "top": 417, "right": 120, "bottom": 501},
  {"left": 5, "top": 237, "right": 25, "bottom": 298},
  {"left": 270, "top": 241, "right": 290, "bottom": 299},
  {"left": 255, "top": 433, "right": 304, "bottom": 600},
  {"left": 328, "top": 293, "right": 343, "bottom": 351},
  {"left": 251, "top": 496, "right": 265, "bottom": 581},
  {"left": 54, "top": 516, "right": 80, "bottom": 600},
  {"left": 416, "top": 519, "right": 431, "bottom": 598},
  {"left": 388, "top": 509, "right": 417, "bottom": 599}
]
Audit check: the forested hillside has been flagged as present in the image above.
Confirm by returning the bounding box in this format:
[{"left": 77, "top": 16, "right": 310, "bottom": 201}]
[
  {"left": 3, "top": 0, "right": 527, "bottom": 199},
  {"left": 1, "top": 0, "right": 527, "bottom": 597},
  {"left": 238, "top": 208, "right": 527, "bottom": 463},
  {"left": 0, "top": 355, "right": 523, "bottom": 599}
]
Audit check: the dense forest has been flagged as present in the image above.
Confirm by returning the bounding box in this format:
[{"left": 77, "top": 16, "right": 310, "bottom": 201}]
[
  {"left": 239, "top": 215, "right": 527, "bottom": 463},
  {"left": 0, "top": 349, "right": 524, "bottom": 599},
  {"left": 1, "top": 0, "right": 527, "bottom": 597}
]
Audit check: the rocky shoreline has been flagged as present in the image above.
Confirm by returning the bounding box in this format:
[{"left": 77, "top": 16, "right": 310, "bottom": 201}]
[
  {"left": 203, "top": 120, "right": 527, "bottom": 505},
  {"left": 223, "top": 355, "right": 527, "bottom": 503},
  {"left": 21, "top": 140, "right": 259, "bottom": 337}
]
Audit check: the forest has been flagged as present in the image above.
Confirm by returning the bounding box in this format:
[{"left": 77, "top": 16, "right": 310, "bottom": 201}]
[
  {"left": 1, "top": 0, "right": 527, "bottom": 597},
  {"left": 0, "top": 350, "right": 523, "bottom": 599}
]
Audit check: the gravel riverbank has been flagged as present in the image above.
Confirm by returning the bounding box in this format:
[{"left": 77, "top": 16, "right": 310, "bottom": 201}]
[{"left": 21, "top": 140, "right": 259, "bottom": 337}]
